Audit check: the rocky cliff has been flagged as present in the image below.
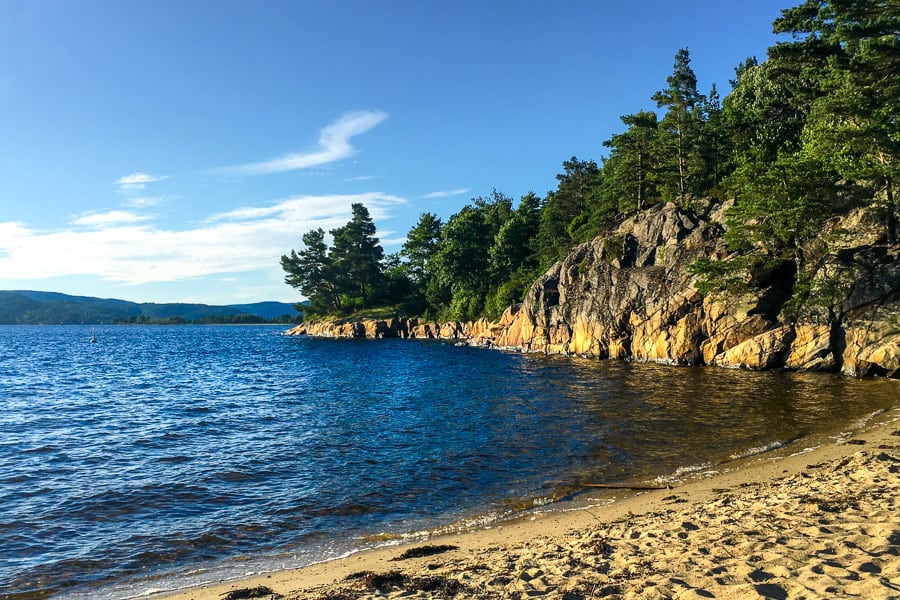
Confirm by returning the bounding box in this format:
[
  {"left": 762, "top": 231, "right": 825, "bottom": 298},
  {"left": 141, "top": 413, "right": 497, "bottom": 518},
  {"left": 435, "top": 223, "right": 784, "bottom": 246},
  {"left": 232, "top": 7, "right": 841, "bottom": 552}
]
[{"left": 287, "top": 199, "right": 900, "bottom": 378}]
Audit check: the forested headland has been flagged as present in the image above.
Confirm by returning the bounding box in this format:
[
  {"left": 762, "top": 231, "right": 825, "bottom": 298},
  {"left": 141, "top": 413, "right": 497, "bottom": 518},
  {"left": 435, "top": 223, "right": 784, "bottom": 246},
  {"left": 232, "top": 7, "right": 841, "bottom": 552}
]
[{"left": 282, "top": 0, "right": 898, "bottom": 325}]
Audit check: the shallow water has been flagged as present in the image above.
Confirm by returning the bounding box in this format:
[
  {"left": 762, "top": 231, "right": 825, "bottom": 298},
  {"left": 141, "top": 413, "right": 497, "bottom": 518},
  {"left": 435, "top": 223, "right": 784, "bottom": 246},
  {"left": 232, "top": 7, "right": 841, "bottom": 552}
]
[{"left": 0, "top": 325, "right": 896, "bottom": 598}]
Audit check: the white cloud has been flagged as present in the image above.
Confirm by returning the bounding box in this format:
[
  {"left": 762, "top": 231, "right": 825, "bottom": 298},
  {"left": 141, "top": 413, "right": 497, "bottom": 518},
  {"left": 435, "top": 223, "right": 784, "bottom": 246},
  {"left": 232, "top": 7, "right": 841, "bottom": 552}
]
[
  {"left": 380, "top": 236, "right": 407, "bottom": 247},
  {"left": 220, "top": 111, "right": 388, "bottom": 176},
  {"left": 127, "top": 196, "right": 166, "bottom": 208},
  {"left": 344, "top": 175, "right": 380, "bottom": 182},
  {"left": 0, "top": 193, "right": 407, "bottom": 286},
  {"left": 116, "top": 172, "right": 167, "bottom": 190},
  {"left": 209, "top": 192, "right": 405, "bottom": 223},
  {"left": 73, "top": 210, "right": 152, "bottom": 227},
  {"left": 422, "top": 188, "right": 469, "bottom": 199}
]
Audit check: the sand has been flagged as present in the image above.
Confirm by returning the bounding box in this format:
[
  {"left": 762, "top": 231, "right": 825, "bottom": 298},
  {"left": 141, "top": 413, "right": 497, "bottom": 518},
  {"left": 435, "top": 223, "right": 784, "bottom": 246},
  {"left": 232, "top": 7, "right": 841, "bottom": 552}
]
[{"left": 156, "top": 408, "right": 900, "bottom": 600}]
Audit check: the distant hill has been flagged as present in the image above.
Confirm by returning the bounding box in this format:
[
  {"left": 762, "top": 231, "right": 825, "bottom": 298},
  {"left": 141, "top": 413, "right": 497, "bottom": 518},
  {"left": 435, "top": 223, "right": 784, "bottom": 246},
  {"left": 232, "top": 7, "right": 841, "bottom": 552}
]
[{"left": 0, "top": 291, "right": 301, "bottom": 325}]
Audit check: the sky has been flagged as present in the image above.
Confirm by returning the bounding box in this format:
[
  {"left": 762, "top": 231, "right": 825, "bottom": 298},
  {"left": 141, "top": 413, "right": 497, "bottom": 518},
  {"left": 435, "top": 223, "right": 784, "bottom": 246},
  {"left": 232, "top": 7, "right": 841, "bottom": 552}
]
[{"left": 0, "top": 0, "right": 790, "bottom": 305}]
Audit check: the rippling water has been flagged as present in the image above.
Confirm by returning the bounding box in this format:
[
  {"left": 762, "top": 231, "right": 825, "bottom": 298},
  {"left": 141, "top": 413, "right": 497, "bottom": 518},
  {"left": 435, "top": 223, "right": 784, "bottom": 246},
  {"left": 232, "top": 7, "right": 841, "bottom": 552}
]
[{"left": 1, "top": 324, "right": 897, "bottom": 599}]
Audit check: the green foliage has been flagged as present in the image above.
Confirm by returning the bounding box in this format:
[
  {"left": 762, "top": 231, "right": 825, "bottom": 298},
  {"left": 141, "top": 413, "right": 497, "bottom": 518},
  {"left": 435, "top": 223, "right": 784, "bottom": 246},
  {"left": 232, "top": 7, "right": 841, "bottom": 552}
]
[
  {"left": 424, "top": 191, "right": 516, "bottom": 320},
  {"left": 281, "top": 228, "right": 342, "bottom": 315},
  {"left": 652, "top": 48, "right": 706, "bottom": 198},
  {"left": 726, "top": 152, "right": 837, "bottom": 253},
  {"left": 281, "top": 204, "right": 402, "bottom": 317},
  {"left": 535, "top": 158, "right": 605, "bottom": 268},
  {"left": 330, "top": 204, "right": 385, "bottom": 307},
  {"left": 724, "top": 60, "right": 809, "bottom": 166},
  {"left": 282, "top": 3, "right": 899, "bottom": 324},
  {"left": 602, "top": 110, "right": 659, "bottom": 212},
  {"left": 401, "top": 212, "right": 443, "bottom": 285},
  {"left": 771, "top": 0, "right": 899, "bottom": 243},
  {"left": 689, "top": 254, "right": 788, "bottom": 297},
  {"left": 601, "top": 234, "right": 626, "bottom": 264}
]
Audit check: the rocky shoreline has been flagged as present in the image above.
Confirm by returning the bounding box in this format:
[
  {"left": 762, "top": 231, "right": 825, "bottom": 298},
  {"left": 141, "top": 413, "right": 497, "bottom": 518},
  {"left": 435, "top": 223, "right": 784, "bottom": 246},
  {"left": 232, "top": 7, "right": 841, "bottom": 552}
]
[{"left": 287, "top": 200, "right": 899, "bottom": 378}]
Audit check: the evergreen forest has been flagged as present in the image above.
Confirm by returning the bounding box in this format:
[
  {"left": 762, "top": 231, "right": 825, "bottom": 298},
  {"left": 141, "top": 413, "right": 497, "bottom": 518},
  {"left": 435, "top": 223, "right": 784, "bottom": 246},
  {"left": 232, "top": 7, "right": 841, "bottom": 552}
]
[{"left": 281, "top": 0, "right": 898, "bottom": 322}]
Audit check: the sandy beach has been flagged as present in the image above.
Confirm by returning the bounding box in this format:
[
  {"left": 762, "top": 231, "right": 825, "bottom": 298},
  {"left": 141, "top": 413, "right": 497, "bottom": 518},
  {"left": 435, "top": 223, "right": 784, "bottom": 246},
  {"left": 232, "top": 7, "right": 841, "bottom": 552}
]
[{"left": 157, "top": 407, "right": 900, "bottom": 600}]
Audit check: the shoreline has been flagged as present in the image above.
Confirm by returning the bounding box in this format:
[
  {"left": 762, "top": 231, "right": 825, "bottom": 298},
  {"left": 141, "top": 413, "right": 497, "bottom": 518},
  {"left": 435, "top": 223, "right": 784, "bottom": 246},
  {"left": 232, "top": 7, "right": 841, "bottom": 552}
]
[{"left": 151, "top": 405, "right": 900, "bottom": 600}]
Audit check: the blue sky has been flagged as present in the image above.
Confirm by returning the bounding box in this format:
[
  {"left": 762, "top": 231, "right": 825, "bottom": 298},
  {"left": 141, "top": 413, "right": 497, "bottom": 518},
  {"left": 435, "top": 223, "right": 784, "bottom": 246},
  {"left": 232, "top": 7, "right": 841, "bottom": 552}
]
[{"left": 0, "top": 0, "right": 789, "bottom": 305}]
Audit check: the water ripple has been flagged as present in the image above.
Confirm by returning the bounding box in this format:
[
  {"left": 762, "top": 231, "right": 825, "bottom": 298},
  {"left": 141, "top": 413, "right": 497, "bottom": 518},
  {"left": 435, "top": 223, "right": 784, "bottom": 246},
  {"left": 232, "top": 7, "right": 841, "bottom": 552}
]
[{"left": 0, "top": 325, "right": 896, "bottom": 599}]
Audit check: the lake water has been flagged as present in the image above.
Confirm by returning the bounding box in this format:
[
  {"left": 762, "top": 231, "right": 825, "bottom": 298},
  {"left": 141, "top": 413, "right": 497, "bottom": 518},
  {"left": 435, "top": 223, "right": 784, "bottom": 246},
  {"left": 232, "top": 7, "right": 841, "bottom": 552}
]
[{"left": 1, "top": 324, "right": 897, "bottom": 599}]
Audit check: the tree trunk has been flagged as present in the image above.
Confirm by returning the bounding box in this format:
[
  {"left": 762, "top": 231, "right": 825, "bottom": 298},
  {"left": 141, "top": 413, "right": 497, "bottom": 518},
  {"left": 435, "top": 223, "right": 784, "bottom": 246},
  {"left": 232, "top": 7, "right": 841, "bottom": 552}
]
[
  {"left": 886, "top": 173, "right": 896, "bottom": 245},
  {"left": 637, "top": 148, "right": 646, "bottom": 210}
]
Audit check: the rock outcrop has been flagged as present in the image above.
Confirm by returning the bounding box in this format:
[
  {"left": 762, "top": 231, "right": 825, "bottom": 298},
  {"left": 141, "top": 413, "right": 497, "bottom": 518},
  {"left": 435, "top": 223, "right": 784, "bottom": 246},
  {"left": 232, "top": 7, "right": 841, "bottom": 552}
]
[{"left": 286, "top": 200, "right": 899, "bottom": 378}]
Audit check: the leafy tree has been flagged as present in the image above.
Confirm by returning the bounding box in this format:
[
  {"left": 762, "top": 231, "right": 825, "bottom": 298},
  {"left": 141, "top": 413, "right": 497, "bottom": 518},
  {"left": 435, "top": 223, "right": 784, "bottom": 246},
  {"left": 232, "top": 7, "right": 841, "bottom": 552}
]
[
  {"left": 377, "top": 252, "right": 416, "bottom": 310},
  {"left": 401, "top": 212, "right": 443, "bottom": 285},
  {"left": 428, "top": 191, "right": 513, "bottom": 320},
  {"left": 773, "top": 0, "right": 899, "bottom": 243},
  {"left": 693, "top": 150, "right": 840, "bottom": 311},
  {"left": 476, "top": 189, "right": 515, "bottom": 235},
  {"left": 535, "top": 157, "right": 604, "bottom": 268},
  {"left": 724, "top": 59, "right": 810, "bottom": 167},
  {"left": 726, "top": 152, "right": 837, "bottom": 268},
  {"left": 489, "top": 192, "right": 542, "bottom": 281},
  {"left": 485, "top": 192, "right": 543, "bottom": 317}
]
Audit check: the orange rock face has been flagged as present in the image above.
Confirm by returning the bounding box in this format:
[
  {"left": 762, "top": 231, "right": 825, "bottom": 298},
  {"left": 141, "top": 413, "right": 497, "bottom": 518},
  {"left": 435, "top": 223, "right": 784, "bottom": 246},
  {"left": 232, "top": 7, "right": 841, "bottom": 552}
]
[{"left": 287, "top": 202, "right": 899, "bottom": 378}]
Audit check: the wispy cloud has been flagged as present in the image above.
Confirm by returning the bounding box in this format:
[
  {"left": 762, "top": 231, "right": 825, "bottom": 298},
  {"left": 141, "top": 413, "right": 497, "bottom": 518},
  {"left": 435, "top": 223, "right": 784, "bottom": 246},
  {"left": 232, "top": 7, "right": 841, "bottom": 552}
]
[
  {"left": 209, "top": 192, "right": 405, "bottom": 224},
  {"left": 73, "top": 210, "right": 153, "bottom": 227},
  {"left": 126, "top": 196, "right": 167, "bottom": 208},
  {"left": 422, "top": 188, "right": 469, "bottom": 199},
  {"left": 116, "top": 172, "right": 167, "bottom": 191},
  {"left": 344, "top": 175, "right": 381, "bottom": 182},
  {"left": 380, "top": 236, "right": 407, "bottom": 247},
  {"left": 220, "top": 111, "right": 388, "bottom": 176},
  {"left": 0, "top": 193, "right": 406, "bottom": 286}
]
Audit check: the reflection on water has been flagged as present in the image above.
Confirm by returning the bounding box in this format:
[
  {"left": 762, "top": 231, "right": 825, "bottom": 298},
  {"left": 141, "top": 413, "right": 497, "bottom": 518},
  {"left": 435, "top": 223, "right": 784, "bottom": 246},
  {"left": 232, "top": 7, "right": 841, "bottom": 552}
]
[{"left": 0, "top": 326, "right": 896, "bottom": 599}]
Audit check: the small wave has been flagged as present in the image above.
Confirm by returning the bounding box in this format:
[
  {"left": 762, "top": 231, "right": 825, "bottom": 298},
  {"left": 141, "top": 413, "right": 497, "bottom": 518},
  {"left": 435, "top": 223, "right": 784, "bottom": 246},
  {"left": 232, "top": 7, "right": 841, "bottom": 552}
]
[
  {"left": 851, "top": 408, "right": 889, "bottom": 429},
  {"left": 21, "top": 445, "right": 56, "bottom": 455},
  {"left": 786, "top": 446, "right": 818, "bottom": 458},
  {"left": 157, "top": 455, "right": 193, "bottom": 464},
  {"left": 307, "top": 501, "right": 383, "bottom": 517},
  {"left": 209, "top": 470, "right": 259, "bottom": 483},
  {"left": 728, "top": 438, "right": 794, "bottom": 461},
  {"left": 654, "top": 462, "right": 717, "bottom": 485}
]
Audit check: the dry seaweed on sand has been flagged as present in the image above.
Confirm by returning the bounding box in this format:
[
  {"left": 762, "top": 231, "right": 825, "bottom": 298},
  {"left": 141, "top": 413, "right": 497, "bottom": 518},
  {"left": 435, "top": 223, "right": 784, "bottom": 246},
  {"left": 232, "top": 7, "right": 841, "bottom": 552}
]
[
  {"left": 220, "top": 586, "right": 282, "bottom": 600},
  {"left": 340, "top": 570, "right": 467, "bottom": 596},
  {"left": 390, "top": 544, "right": 459, "bottom": 560}
]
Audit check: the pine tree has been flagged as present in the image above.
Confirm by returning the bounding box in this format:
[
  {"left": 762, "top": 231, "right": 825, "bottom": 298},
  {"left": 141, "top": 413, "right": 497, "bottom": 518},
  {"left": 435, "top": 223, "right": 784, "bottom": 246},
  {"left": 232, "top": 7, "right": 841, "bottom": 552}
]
[
  {"left": 652, "top": 48, "right": 705, "bottom": 198},
  {"left": 330, "top": 203, "right": 385, "bottom": 308},
  {"left": 602, "top": 110, "right": 659, "bottom": 211},
  {"left": 280, "top": 228, "right": 342, "bottom": 315}
]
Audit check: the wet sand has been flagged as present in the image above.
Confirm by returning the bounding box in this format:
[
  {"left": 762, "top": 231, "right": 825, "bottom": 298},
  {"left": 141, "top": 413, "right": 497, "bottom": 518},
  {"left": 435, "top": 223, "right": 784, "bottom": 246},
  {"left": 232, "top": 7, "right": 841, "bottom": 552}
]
[{"left": 157, "top": 408, "right": 900, "bottom": 600}]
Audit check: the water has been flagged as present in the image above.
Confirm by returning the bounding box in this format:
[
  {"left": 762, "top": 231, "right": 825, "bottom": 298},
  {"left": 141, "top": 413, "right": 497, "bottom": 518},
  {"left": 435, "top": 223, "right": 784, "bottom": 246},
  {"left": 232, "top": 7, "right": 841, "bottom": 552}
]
[{"left": 0, "top": 325, "right": 897, "bottom": 599}]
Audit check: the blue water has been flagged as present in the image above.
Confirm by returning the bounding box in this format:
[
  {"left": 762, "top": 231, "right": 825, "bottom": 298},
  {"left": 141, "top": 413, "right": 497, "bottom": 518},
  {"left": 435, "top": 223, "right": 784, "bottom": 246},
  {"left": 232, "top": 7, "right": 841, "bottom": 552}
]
[{"left": 0, "top": 325, "right": 897, "bottom": 599}]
